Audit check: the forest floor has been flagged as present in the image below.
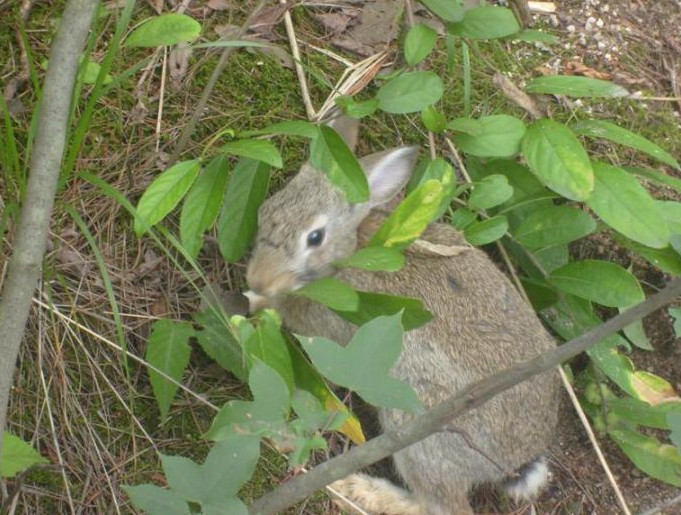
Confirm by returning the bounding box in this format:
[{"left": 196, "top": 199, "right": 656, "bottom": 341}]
[{"left": 1, "top": 0, "right": 681, "bottom": 513}]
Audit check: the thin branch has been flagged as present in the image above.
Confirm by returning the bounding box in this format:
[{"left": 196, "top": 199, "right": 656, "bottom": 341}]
[
  {"left": 0, "top": 0, "right": 99, "bottom": 461},
  {"left": 249, "top": 277, "right": 681, "bottom": 514},
  {"left": 167, "top": 0, "right": 267, "bottom": 165},
  {"left": 281, "top": 0, "right": 315, "bottom": 119}
]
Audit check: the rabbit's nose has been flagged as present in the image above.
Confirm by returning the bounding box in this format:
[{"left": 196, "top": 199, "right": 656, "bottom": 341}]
[{"left": 244, "top": 290, "right": 270, "bottom": 313}]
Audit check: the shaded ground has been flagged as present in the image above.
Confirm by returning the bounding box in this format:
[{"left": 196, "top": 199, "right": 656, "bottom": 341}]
[{"left": 1, "top": 0, "right": 680, "bottom": 513}]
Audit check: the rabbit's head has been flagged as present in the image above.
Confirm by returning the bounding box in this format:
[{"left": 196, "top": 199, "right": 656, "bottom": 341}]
[{"left": 245, "top": 118, "right": 418, "bottom": 311}]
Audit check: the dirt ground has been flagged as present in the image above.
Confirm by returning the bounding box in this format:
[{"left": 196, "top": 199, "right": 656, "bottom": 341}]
[{"left": 1, "top": 0, "right": 681, "bottom": 514}]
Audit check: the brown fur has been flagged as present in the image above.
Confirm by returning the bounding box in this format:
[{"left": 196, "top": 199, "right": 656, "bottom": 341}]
[{"left": 245, "top": 116, "right": 559, "bottom": 514}]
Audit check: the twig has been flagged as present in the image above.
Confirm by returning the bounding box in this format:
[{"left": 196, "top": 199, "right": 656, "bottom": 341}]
[
  {"left": 0, "top": 0, "right": 99, "bottom": 461},
  {"left": 250, "top": 278, "right": 681, "bottom": 514},
  {"left": 167, "top": 0, "right": 267, "bottom": 165},
  {"left": 155, "top": 47, "right": 168, "bottom": 152},
  {"left": 281, "top": 0, "right": 315, "bottom": 119}
]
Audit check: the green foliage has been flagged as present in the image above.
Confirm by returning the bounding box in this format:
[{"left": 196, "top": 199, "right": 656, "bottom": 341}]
[
  {"left": 135, "top": 160, "right": 201, "bottom": 236},
  {"left": 548, "top": 260, "right": 644, "bottom": 308},
  {"left": 337, "top": 246, "right": 405, "bottom": 272},
  {"left": 448, "top": 6, "right": 520, "bottom": 40},
  {"left": 146, "top": 320, "right": 195, "bottom": 420},
  {"left": 468, "top": 174, "right": 514, "bottom": 210},
  {"left": 669, "top": 413, "right": 681, "bottom": 451},
  {"left": 310, "top": 125, "right": 369, "bottom": 203},
  {"left": 1, "top": 432, "right": 48, "bottom": 478},
  {"left": 586, "top": 163, "right": 669, "bottom": 248},
  {"left": 180, "top": 155, "right": 230, "bottom": 260},
  {"left": 419, "top": 0, "right": 464, "bottom": 22},
  {"left": 218, "top": 158, "right": 271, "bottom": 262},
  {"left": 513, "top": 206, "right": 596, "bottom": 249},
  {"left": 125, "top": 13, "right": 201, "bottom": 47},
  {"left": 464, "top": 216, "right": 508, "bottom": 245},
  {"left": 300, "top": 314, "right": 423, "bottom": 412},
  {"left": 522, "top": 119, "right": 594, "bottom": 201},
  {"left": 220, "top": 139, "right": 282, "bottom": 168},
  {"left": 292, "top": 277, "right": 360, "bottom": 311},
  {"left": 126, "top": 435, "right": 260, "bottom": 515},
  {"left": 609, "top": 430, "right": 681, "bottom": 487},
  {"left": 573, "top": 120, "right": 680, "bottom": 169},
  {"left": 333, "top": 291, "right": 433, "bottom": 331},
  {"left": 404, "top": 24, "right": 438, "bottom": 66},
  {"left": 370, "top": 180, "right": 444, "bottom": 249},
  {"left": 525, "top": 75, "right": 629, "bottom": 98},
  {"left": 451, "top": 115, "right": 526, "bottom": 157},
  {"left": 376, "top": 71, "right": 444, "bottom": 114}
]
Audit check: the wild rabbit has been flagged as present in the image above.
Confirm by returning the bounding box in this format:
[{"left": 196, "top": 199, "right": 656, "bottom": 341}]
[{"left": 245, "top": 115, "right": 560, "bottom": 515}]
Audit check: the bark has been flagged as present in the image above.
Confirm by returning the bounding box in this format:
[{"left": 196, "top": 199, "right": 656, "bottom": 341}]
[{"left": 0, "top": 0, "right": 99, "bottom": 461}]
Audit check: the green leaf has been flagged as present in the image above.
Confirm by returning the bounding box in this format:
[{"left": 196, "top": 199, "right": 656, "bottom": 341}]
[
  {"left": 124, "top": 485, "right": 190, "bottom": 515},
  {"left": 218, "top": 158, "right": 270, "bottom": 262},
  {"left": 548, "top": 260, "right": 644, "bottom": 307},
  {"left": 468, "top": 174, "right": 514, "bottom": 210},
  {"left": 242, "top": 120, "right": 318, "bottom": 139},
  {"left": 376, "top": 71, "right": 444, "bottom": 114},
  {"left": 419, "top": 0, "right": 464, "bottom": 22},
  {"left": 194, "top": 309, "right": 247, "bottom": 381},
  {"left": 522, "top": 120, "right": 594, "bottom": 201},
  {"left": 619, "top": 306, "right": 653, "bottom": 350},
  {"left": 206, "top": 362, "right": 290, "bottom": 441},
  {"left": 134, "top": 159, "right": 201, "bottom": 236},
  {"left": 453, "top": 115, "right": 526, "bottom": 158},
  {"left": 244, "top": 311, "right": 295, "bottom": 392},
  {"left": 287, "top": 341, "right": 365, "bottom": 444},
  {"left": 513, "top": 206, "right": 596, "bottom": 249},
  {"left": 616, "top": 235, "right": 681, "bottom": 276},
  {"left": 310, "top": 126, "right": 369, "bottom": 203},
  {"left": 656, "top": 200, "right": 681, "bottom": 235},
  {"left": 221, "top": 139, "right": 282, "bottom": 168},
  {"left": 300, "top": 314, "right": 423, "bottom": 412},
  {"left": 669, "top": 412, "right": 681, "bottom": 450},
  {"left": 1, "top": 433, "right": 48, "bottom": 478},
  {"left": 610, "top": 429, "right": 681, "bottom": 487},
  {"left": 333, "top": 291, "right": 433, "bottom": 331},
  {"left": 180, "top": 155, "right": 229, "bottom": 259},
  {"left": 526, "top": 75, "right": 629, "bottom": 98},
  {"left": 80, "top": 59, "right": 113, "bottom": 85},
  {"left": 126, "top": 14, "right": 201, "bottom": 47},
  {"left": 627, "top": 166, "right": 681, "bottom": 194},
  {"left": 448, "top": 6, "right": 520, "bottom": 40},
  {"left": 291, "top": 277, "right": 359, "bottom": 311},
  {"left": 447, "top": 117, "right": 483, "bottom": 136},
  {"left": 162, "top": 435, "right": 260, "bottom": 506},
  {"left": 335, "top": 95, "right": 380, "bottom": 119},
  {"left": 337, "top": 246, "right": 405, "bottom": 272},
  {"left": 451, "top": 208, "right": 477, "bottom": 230},
  {"left": 411, "top": 158, "right": 456, "bottom": 218},
  {"left": 509, "top": 29, "right": 559, "bottom": 44},
  {"left": 586, "top": 162, "right": 669, "bottom": 248},
  {"left": 404, "top": 24, "right": 438, "bottom": 66},
  {"left": 464, "top": 216, "right": 508, "bottom": 245},
  {"left": 146, "top": 319, "right": 195, "bottom": 420},
  {"left": 573, "top": 120, "right": 679, "bottom": 169},
  {"left": 606, "top": 398, "right": 681, "bottom": 429},
  {"left": 421, "top": 105, "right": 447, "bottom": 133},
  {"left": 369, "top": 180, "right": 443, "bottom": 249},
  {"left": 669, "top": 307, "right": 681, "bottom": 338}
]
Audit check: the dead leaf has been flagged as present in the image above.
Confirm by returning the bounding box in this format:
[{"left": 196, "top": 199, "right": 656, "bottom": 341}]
[
  {"left": 310, "top": 0, "right": 403, "bottom": 56},
  {"left": 249, "top": 2, "right": 290, "bottom": 40},
  {"left": 136, "top": 250, "right": 164, "bottom": 279},
  {"left": 206, "top": 0, "right": 229, "bottom": 11},
  {"left": 147, "top": 0, "right": 163, "bottom": 15},
  {"left": 150, "top": 298, "right": 169, "bottom": 318},
  {"left": 565, "top": 61, "right": 612, "bottom": 80},
  {"left": 494, "top": 73, "right": 547, "bottom": 119},
  {"left": 214, "top": 23, "right": 240, "bottom": 39},
  {"left": 57, "top": 248, "right": 90, "bottom": 277},
  {"left": 129, "top": 100, "right": 149, "bottom": 125},
  {"left": 169, "top": 43, "right": 192, "bottom": 90},
  {"left": 410, "top": 239, "right": 472, "bottom": 257},
  {"left": 247, "top": 44, "right": 294, "bottom": 69},
  {"left": 632, "top": 371, "right": 680, "bottom": 405}
]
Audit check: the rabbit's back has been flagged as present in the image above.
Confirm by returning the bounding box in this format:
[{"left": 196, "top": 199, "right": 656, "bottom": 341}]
[{"left": 279, "top": 221, "right": 559, "bottom": 506}]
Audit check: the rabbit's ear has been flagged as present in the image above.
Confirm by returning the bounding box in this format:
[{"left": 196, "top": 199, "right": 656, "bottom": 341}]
[
  {"left": 361, "top": 146, "right": 420, "bottom": 207},
  {"left": 325, "top": 113, "right": 359, "bottom": 152}
]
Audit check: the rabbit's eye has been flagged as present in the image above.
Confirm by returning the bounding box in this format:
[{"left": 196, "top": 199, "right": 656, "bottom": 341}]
[{"left": 306, "top": 228, "right": 325, "bottom": 248}]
